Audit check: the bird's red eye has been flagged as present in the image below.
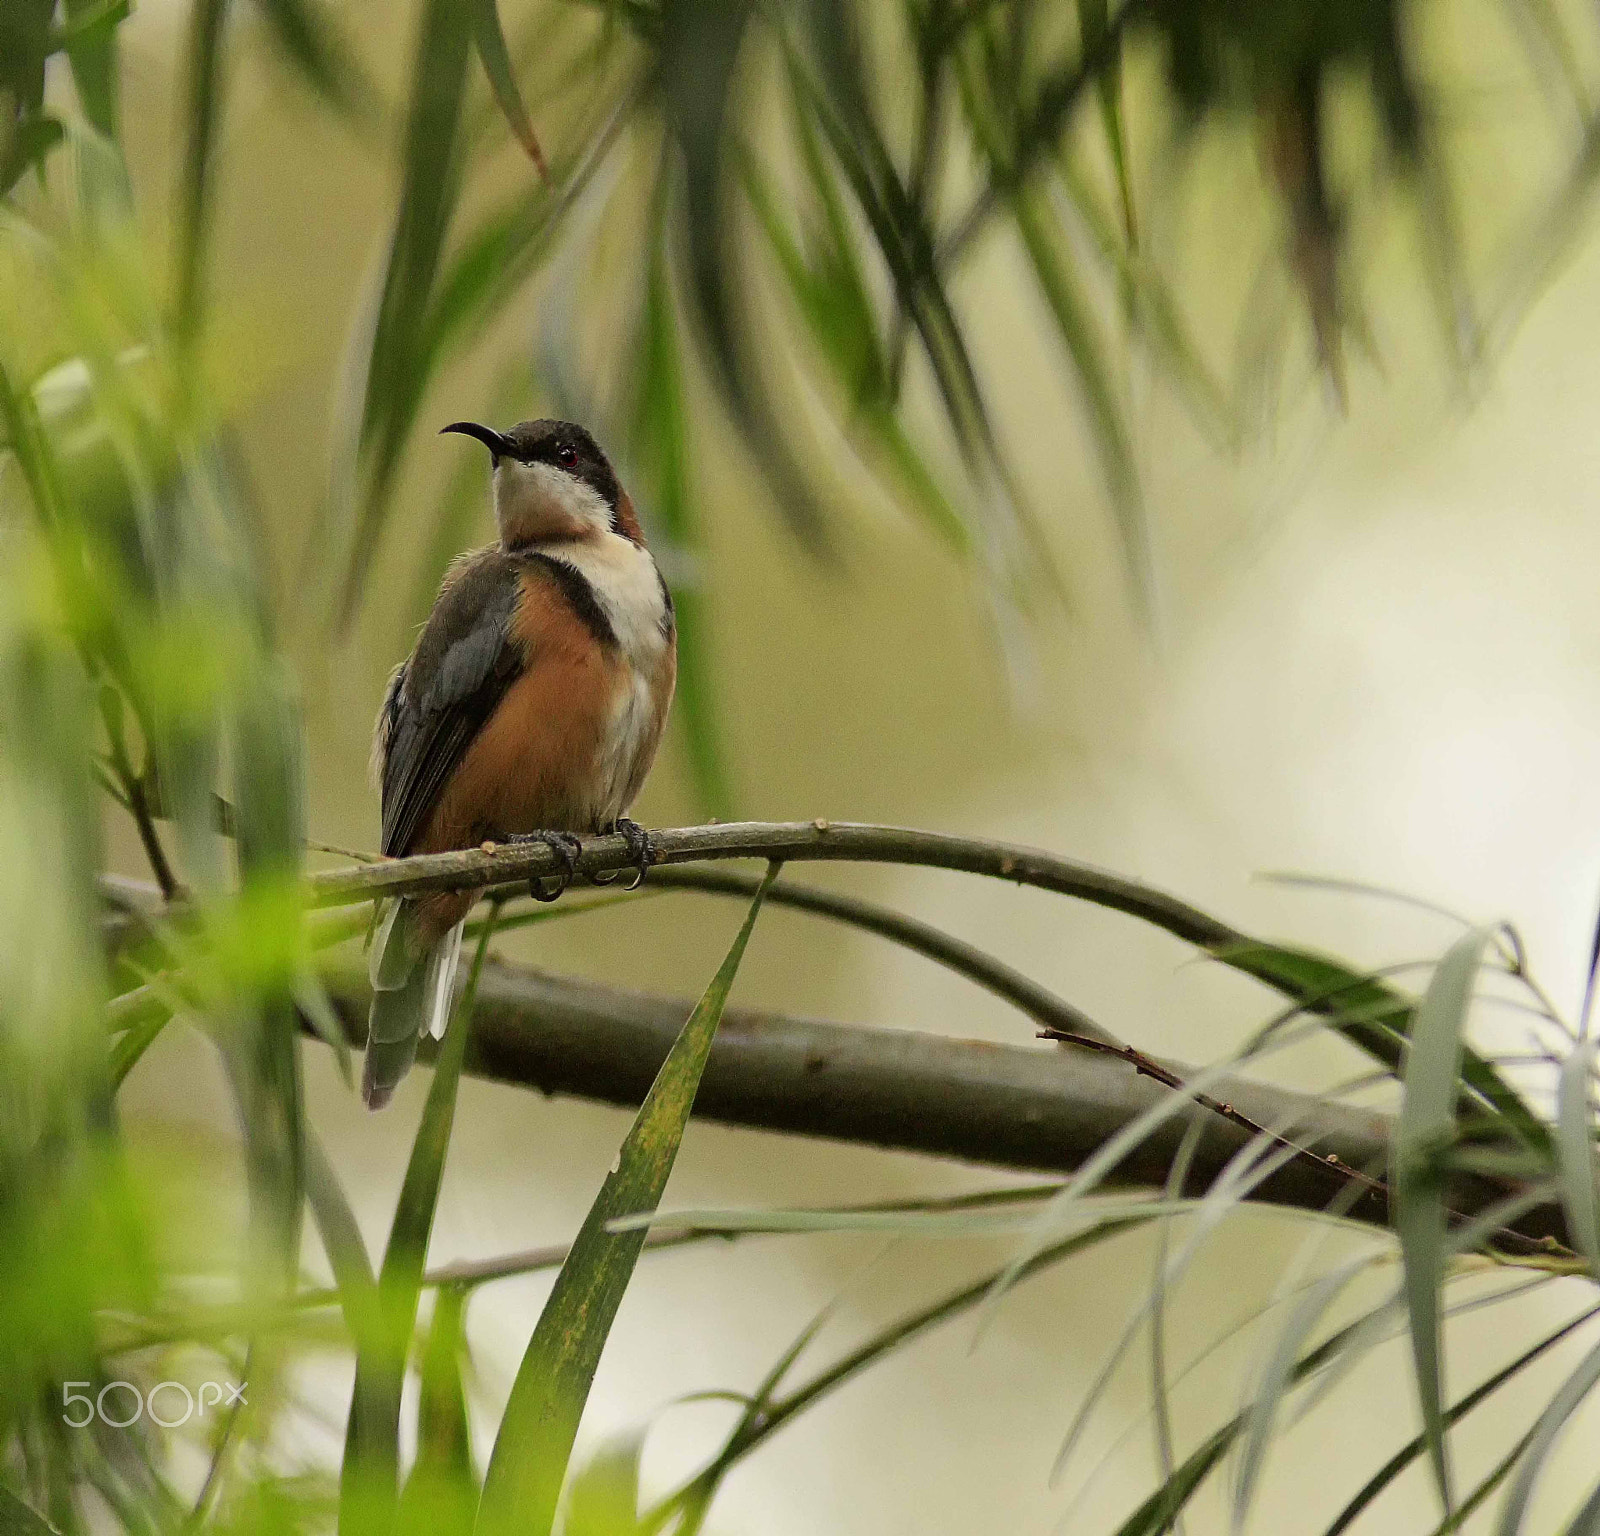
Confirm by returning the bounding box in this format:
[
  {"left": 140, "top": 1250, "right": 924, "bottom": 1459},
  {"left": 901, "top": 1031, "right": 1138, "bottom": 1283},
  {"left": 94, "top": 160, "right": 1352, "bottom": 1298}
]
[{"left": 557, "top": 444, "right": 579, "bottom": 468}]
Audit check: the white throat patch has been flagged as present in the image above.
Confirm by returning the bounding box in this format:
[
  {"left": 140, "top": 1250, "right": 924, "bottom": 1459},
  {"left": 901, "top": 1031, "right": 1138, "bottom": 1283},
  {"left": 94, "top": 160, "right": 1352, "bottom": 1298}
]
[{"left": 494, "top": 460, "right": 613, "bottom": 542}]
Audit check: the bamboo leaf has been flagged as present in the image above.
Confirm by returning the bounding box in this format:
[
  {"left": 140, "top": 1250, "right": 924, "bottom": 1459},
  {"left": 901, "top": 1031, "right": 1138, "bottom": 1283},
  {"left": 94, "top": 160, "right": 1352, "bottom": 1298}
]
[
  {"left": 475, "top": 863, "right": 780, "bottom": 1536},
  {"left": 741, "top": 142, "right": 971, "bottom": 556},
  {"left": 1396, "top": 928, "right": 1493, "bottom": 1520},
  {"left": 1324, "top": 1303, "right": 1600, "bottom": 1535},
  {"left": 1076, "top": 0, "right": 1136, "bottom": 253},
  {"left": 1231, "top": 1256, "right": 1377, "bottom": 1531},
  {"left": 469, "top": 0, "right": 547, "bottom": 175},
  {"left": 1219, "top": 939, "right": 1547, "bottom": 1150},
  {"left": 176, "top": 0, "right": 230, "bottom": 340},
  {"left": 1012, "top": 182, "right": 1149, "bottom": 618},
  {"left": 341, "top": 908, "right": 498, "bottom": 1535},
  {"left": 660, "top": 0, "right": 833, "bottom": 554},
  {"left": 252, "top": 0, "right": 381, "bottom": 129},
  {"left": 59, "top": 0, "right": 124, "bottom": 146},
  {"left": 0, "top": 1486, "right": 60, "bottom": 1535},
  {"left": 398, "top": 1285, "right": 478, "bottom": 1535},
  {"left": 1557, "top": 1037, "right": 1600, "bottom": 1278},
  {"left": 336, "top": 0, "right": 474, "bottom": 625},
  {"left": 1495, "top": 1332, "right": 1600, "bottom": 1536},
  {"left": 651, "top": 1215, "right": 1153, "bottom": 1534},
  {"left": 1053, "top": 1137, "right": 1303, "bottom": 1489},
  {"left": 632, "top": 185, "right": 734, "bottom": 819},
  {"left": 563, "top": 1428, "right": 649, "bottom": 1536},
  {"left": 1052, "top": 164, "right": 1234, "bottom": 449},
  {"left": 1107, "top": 1301, "right": 1396, "bottom": 1536},
  {"left": 305, "top": 1130, "right": 377, "bottom": 1308}
]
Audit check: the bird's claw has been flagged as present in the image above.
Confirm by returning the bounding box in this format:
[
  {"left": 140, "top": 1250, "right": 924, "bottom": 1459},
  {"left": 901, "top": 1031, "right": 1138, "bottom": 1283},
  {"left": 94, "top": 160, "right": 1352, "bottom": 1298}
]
[
  {"left": 511, "top": 830, "right": 583, "bottom": 901},
  {"left": 615, "top": 817, "right": 654, "bottom": 891},
  {"left": 586, "top": 819, "right": 654, "bottom": 889}
]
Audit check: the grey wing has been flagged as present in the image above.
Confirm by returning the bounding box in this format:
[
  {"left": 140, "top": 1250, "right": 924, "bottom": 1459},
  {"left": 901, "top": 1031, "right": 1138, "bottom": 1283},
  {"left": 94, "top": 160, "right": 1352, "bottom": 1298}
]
[{"left": 378, "top": 552, "right": 525, "bottom": 859}]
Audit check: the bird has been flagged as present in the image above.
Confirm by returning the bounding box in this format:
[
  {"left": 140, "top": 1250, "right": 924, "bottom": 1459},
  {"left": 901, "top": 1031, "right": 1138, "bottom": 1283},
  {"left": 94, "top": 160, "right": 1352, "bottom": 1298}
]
[{"left": 362, "top": 418, "right": 677, "bottom": 1108}]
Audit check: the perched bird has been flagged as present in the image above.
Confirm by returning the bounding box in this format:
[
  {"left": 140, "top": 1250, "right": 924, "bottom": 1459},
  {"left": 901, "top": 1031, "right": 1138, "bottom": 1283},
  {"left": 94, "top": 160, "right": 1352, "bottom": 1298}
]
[{"left": 363, "top": 418, "right": 676, "bottom": 1108}]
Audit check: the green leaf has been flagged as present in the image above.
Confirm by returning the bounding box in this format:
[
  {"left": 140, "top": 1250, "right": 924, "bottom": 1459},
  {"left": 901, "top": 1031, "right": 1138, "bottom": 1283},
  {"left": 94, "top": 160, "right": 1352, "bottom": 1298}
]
[
  {"left": 1050, "top": 1137, "right": 1306, "bottom": 1490},
  {"left": 0, "top": 1486, "right": 60, "bottom": 1535},
  {"left": 1012, "top": 183, "right": 1148, "bottom": 618},
  {"left": 740, "top": 141, "right": 970, "bottom": 557},
  {"left": 1232, "top": 1257, "right": 1377, "bottom": 1531},
  {"left": 469, "top": 0, "right": 546, "bottom": 175},
  {"left": 305, "top": 1129, "right": 377, "bottom": 1311},
  {"left": 1052, "top": 162, "right": 1234, "bottom": 449},
  {"left": 1556, "top": 1037, "right": 1600, "bottom": 1277},
  {"left": 399, "top": 1285, "right": 478, "bottom": 1535},
  {"left": 475, "top": 862, "right": 780, "bottom": 1536},
  {"left": 342, "top": 907, "right": 498, "bottom": 1535},
  {"left": 1219, "top": 939, "right": 1547, "bottom": 1151},
  {"left": 176, "top": 0, "right": 231, "bottom": 340},
  {"left": 1107, "top": 1300, "right": 1396, "bottom": 1536},
  {"left": 336, "top": 0, "right": 474, "bottom": 626},
  {"left": 632, "top": 190, "right": 734, "bottom": 818},
  {"left": 252, "top": 0, "right": 382, "bottom": 129},
  {"left": 563, "top": 1428, "right": 649, "bottom": 1536},
  {"left": 650, "top": 1215, "right": 1152, "bottom": 1533},
  {"left": 1323, "top": 1302, "right": 1600, "bottom": 1535},
  {"left": 1076, "top": 0, "right": 1135, "bottom": 250},
  {"left": 109, "top": 996, "right": 175, "bottom": 1085},
  {"left": 659, "top": 0, "right": 832, "bottom": 556},
  {"left": 295, "top": 973, "right": 353, "bottom": 1087},
  {"left": 59, "top": 0, "right": 125, "bottom": 146},
  {"left": 1395, "top": 928, "right": 1492, "bottom": 1521},
  {"left": 982, "top": 1025, "right": 1315, "bottom": 1310},
  {"left": 1495, "top": 1332, "right": 1600, "bottom": 1536}
]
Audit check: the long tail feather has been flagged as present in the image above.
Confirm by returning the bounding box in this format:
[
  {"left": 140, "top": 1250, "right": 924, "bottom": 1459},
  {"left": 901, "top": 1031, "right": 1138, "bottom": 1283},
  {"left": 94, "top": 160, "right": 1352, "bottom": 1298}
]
[{"left": 362, "top": 903, "right": 464, "bottom": 1109}]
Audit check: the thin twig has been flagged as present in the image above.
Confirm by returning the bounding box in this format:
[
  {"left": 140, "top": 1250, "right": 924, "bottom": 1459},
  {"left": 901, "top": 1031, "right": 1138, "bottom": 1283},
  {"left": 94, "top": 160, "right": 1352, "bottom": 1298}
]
[
  {"left": 97, "top": 687, "right": 183, "bottom": 901},
  {"left": 1038, "top": 1025, "right": 1390, "bottom": 1205}
]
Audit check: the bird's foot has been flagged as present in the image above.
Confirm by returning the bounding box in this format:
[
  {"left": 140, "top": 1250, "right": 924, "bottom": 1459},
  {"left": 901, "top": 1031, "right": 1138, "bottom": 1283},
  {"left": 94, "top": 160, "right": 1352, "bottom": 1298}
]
[
  {"left": 509, "top": 830, "right": 583, "bottom": 902},
  {"left": 612, "top": 817, "right": 655, "bottom": 891}
]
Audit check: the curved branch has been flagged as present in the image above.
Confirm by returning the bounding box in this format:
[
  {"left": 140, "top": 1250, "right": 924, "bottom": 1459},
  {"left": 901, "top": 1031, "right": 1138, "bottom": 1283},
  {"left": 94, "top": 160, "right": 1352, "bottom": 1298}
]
[
  {"left": 308, "top": 820, "right": 1238, "bottom": 953},
  {"left": 306, "top": 820, "right": 1538, "bottom": 1144}
]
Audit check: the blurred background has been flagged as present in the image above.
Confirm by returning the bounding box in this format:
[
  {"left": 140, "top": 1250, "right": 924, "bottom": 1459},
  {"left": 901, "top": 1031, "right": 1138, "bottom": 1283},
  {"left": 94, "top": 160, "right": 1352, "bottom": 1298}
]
[{"left": 14, "top": 0, "right": 1600, "bottom": 1529}]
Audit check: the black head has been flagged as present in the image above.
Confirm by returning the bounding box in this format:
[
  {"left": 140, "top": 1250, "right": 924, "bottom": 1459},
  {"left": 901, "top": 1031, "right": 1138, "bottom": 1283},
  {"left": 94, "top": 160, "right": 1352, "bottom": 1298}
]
[{"left": 440, "top": 417, "right": 621, "bottom": 515}]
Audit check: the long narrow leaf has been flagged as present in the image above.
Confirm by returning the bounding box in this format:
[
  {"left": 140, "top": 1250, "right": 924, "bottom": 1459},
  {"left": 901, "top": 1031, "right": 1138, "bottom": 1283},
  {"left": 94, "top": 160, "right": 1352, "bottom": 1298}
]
[
  {"left": 1012, "top": 183, "right": 1149, "bottom": 619},
  {"left": 341, "top": 909, "right": 497, "bottom": 1534},
  {"left": 176, "top": 0, "right": 230, "bottom": 340},
  {"left": 1107, "top": 1299, "right": 1398, "bottom": 1536},
  {"left": 475, "top": 863, "right": 780, "bottom": 1536},
  {"left": 252, "top": 0, "right": 381, "bottom": 129},
  {"left": 0, "top": 1486, "right": 59, "bottom": 1535},
  {"left": 1396, "top": 928, "right": 1492, "bottom": 1520},
  {"left": 632, "top": 186, "right": 733, "bottom": 818},
  {"left": 1557, "top": 1037, "right": 1600, "bottom": 1277},
  {"left": 398, "top": 1285, "right": 478, "bottom": 1534},
  {"left": 1496, "top": 1331, "right": 1600, "bottom": 1535},
  {"left": 336, "top": 0, "right": 474, "bottom": 624},
  {"left": 649, "top": 1215, "right": 1156, "bottom": 1534},
  {"left": 1325, "top": 1303, "right": 1600, "bottom": 1535},
  {"left": 1231, "top": 1256, "right": 1379, "bottom": 1531},
  {"left": 469, "top": 0, "right": 547, "bottom": 175}
]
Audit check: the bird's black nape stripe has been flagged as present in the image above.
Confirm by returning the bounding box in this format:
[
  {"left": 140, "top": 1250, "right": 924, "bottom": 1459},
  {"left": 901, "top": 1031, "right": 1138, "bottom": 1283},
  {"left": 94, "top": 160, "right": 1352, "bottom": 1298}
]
[{"left": 522, "top": 552, "right": 618, "bottom": 651}]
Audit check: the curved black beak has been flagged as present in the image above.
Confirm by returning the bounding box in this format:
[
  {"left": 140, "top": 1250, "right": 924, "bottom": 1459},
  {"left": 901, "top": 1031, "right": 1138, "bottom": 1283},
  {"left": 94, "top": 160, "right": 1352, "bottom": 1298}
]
[{"left": 440, "top": 421, "right": 516, "bottom": 461}]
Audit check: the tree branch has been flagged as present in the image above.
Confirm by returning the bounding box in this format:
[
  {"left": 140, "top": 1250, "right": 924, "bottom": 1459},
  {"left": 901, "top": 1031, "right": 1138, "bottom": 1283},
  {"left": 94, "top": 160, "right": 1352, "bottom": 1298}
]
[
  {"left": 308, "top": 821, "right": 1240, "bottom": 954},
  {"left": 318, "top": 962, "right": 1569, "bottom": 1251}
]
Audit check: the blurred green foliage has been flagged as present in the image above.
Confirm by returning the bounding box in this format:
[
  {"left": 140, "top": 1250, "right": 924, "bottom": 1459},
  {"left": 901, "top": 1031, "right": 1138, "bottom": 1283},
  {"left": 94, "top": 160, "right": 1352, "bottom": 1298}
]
[{"left": 7, "top": 0, "right": 1600, "bottom": 1532}]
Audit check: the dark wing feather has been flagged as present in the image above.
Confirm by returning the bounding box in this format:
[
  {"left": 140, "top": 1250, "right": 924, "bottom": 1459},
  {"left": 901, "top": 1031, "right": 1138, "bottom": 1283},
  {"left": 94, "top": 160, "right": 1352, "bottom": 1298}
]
[{"left": 380, "top": 551, "right": 525, "bottom": 858}]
